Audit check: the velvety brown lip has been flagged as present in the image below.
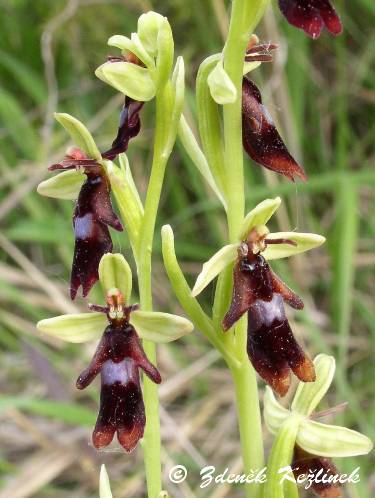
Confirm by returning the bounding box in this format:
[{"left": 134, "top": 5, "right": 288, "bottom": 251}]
[
  {"left": 77, "top": 319, "right": 161, "bottom": 452},
  {"left": 242, "top": 78, "right": 307, "bottom": 182},
  {"left": 278, "top": 0, "right": 343, "bottom": 39}
]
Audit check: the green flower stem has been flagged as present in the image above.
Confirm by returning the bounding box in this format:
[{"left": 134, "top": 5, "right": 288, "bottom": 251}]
[
  {"left": 136, "top": 81, "right": 175, "bottom": 498},
  {"left": 223, "top": 0, "right": 269, "bottom": 241},
  {"left": 229, "top": 358, "right": 265, "bottom": 498},
  {"left": 263, "top": 416, "right": 300, "bottom": 498},
  {"left": 220, "top": 1, "right": 269, "bottom": 496}
]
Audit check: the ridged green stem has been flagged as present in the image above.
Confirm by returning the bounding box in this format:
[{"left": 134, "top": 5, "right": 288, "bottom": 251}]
[
  {"left": 136, "top": 82, "right": 174, "bottom": 498},
  {"left": 221, "top": 1, "right": 269, "bottom": 497}
]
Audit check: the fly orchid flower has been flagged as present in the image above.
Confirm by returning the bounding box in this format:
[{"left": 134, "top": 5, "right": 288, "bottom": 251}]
[
  {"left": 242, "top": 77, "right": 307, "bottom": 182},
  {"left": 37, "top": 253, "right": 194, "bottom": 451},
  {"left": 95, "top": 13, "right": 176, "bottom": 161},
  {"left": 278, "top": 0, "right": 343, "bottom": 39},
  {"left": 242, "top": 36, "right": 306, "bottom": 182},
  {"left": 206, "top": 34, "right": 306, "bottom": 182},
  {"left": 192, "top": 197, "right": 325, "bottom": 395},
  {"left": 38, "top": 114, "right": 123, "bottom": 300},
  {"left": 264, "top": 354, "right": 373, "bottom": 497}
]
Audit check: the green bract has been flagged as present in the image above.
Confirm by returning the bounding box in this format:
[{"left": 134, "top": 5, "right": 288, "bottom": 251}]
[
  {"left": 37, "top": 253, "right": 194, "bottom": 345},
  {"left": 178, "top": 115, "right": 227, "bottom": 209},
  {"left": 99, "top": 465, "right": 113, "bottom": 498},
  {"left": 104, "top": 156, "right": 144, "bottom": 252},
  {"left": 207, "top": 59, "right": 237, "bottom": 105},
  {"left": 191, "top": 197, "right": 325, "bottom": 296},
  {"left": 263, "top": 354, "right": 373, "bottom": 458}
]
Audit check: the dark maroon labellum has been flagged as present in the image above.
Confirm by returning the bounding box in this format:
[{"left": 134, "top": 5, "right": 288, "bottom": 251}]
[
  {"left": 278, "top": 0, "right": 343, "bottom": 39},
  {"left": 102, "top": 97, "right": 144, "bottom": 161},
  {"left": 77, "top": 314, "right": 161, "bottom": 452},
  {"left": 292, "top": 445, "right": 342, "bottom": 497},
  {"left": 222, "top": 237, "right": 315, "bottom": 396},
  {"left": 49, "top": 150, "right": 123, "bottom": 299},
  {"left": 242, "top": 78, "right": 307, "bottom": 182}
]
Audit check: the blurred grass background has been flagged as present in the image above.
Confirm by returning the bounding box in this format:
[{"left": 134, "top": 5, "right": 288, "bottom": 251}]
[{"left": 0, "top": 0, "right": 374, "bottom": 497}]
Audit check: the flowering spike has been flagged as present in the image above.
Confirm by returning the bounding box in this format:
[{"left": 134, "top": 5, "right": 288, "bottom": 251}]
[
  {"left": 242, "top": 78, "right": 307, "bottom": 182},
  {"left": 278, "top": 0, "right": 342, "bottom": 39}
]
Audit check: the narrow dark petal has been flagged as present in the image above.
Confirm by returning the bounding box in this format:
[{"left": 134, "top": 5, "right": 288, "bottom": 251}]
[
  {"left": 247, "top": 294, "right": 315, "bottom": 396},
  {"left": 48, "top": 159, "right": 99, "bottom": 171},
  {"left": 102, "top": 97, "right": 144, "bottom": 160},
  {"left": 270, "top": 269, "right": 304, "bottom": 310},
  {"left": 292, "top": 445, "right": 342, "bottom": 497},
  {"left": 76, "top": 333, "right": 110, "bottom": 389},
  {"left": 49, "top": 148, "right": 99, "bottom": 171},
  {"left": 242, "top": 78, "right": 307, "bottom": 182},
  {"left": 278, "top": 0, "right": 342, "bottom": 39},
  {"left": 245, "top": 54, "right": 274, "bottom": 63},
  {"left": 247, "top": 42, "right": 279, "bottom": 54}
]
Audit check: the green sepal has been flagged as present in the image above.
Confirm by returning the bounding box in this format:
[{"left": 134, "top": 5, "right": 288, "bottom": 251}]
[
  {"left": 54, "top": 113, "right": 101, "bottom": 161},
  {"left": 95, "top": 61, "right": 156, "bottom": 101},
  {"left": 98, "top": 253, "right": 132, "bottom": 302},
  {"left": 297, "top": 419, "right": 373, "bottom": 458},
  {"left": 37, "top": 169, "right": 84, "bottom": 200},
  {"left": 37, "top": 312, "right": 106, "bottom": 343},
  {"left": 192, "top": 243, "right": 239, "bottom": 296},
  {"left": 291, "top": 354, "right": 335, "bottom": 416},
  {"left": 130, "top": 310, "right": 193, "bottom": 343}
]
